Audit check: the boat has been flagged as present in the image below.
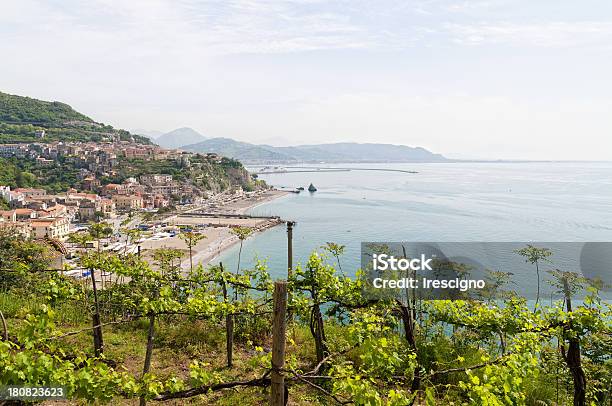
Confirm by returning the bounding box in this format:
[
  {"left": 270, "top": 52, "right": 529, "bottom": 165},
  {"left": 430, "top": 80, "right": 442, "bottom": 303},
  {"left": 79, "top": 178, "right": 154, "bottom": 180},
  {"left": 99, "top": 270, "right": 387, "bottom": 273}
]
[
  {"left": 297, "top": 187, "right": 304, "bottom": 191},
  {"left": 308, "top": 183, "right": 317, "bottom": 192}
]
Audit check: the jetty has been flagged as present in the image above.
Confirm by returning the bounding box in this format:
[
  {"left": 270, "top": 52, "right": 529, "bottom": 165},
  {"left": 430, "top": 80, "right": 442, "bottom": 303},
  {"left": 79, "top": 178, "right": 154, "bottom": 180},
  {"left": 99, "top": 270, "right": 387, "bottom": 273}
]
[
  {"left": 290, "top": 166, "right": 418, "bottom": 174},
  {"left": 255, "top": 166, "right": 418, "bottom": 174},
  {"left": 178, "top": 212, "right": 281, "bottom": 220},
  {"left": 256, "top": 169, "right": 349, "bottom": 174}
]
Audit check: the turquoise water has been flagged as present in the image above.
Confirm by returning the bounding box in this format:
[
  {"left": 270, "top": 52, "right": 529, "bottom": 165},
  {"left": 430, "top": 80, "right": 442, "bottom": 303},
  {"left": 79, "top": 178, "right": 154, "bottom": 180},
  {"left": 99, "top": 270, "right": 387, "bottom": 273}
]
[{"left": 216, "top": 162, "right": 612, "bottom": 281}]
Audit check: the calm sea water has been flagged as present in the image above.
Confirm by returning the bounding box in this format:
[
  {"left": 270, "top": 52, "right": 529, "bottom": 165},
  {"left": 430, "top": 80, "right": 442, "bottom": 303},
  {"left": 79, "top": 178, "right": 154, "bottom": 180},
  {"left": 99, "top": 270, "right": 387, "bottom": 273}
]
[{"left": 216, "top": 162, "right": 612, "bottom": 285}]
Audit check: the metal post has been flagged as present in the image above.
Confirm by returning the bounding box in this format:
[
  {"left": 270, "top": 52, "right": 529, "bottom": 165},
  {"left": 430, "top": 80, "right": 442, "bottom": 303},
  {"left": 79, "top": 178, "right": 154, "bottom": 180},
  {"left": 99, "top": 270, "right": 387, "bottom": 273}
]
[
  {"left": 286, "top": 221, "right": 294, "bottom": 278},
  {"left": 286, "top": 221, "right": 295, "bottom": 320}
]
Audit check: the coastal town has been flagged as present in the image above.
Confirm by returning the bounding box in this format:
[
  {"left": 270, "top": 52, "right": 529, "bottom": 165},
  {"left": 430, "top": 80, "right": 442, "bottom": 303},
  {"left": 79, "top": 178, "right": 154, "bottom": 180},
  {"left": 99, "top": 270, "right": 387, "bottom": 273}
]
[
  {"left": 2, "top": 2, "right": 611, "bottom": 404},
  {"left": 0, "top": 138, "right": 286, "bottom": 276}
]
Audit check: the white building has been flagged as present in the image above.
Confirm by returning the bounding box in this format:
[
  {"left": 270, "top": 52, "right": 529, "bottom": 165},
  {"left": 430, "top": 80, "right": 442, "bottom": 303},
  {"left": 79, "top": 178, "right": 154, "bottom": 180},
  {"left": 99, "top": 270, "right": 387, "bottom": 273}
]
[
  {"left": 140, "top": 174, "right": 173, "bottom": 185},
  {"left": 0, "top": 144, "right": 27, "bottom": 158},
  {"left": 0, "top": 186, "right": 24, "bottom": 206},
  {"left": 0, "top": 186, "right": 11, "bottom": 202},
  {"left": 31, "top": 217, "right": 70, "bottom": 240}
]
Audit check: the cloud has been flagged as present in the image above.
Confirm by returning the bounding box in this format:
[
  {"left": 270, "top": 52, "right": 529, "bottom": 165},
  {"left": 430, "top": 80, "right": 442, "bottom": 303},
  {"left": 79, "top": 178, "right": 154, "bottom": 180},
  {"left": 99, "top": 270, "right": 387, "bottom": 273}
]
[
  {"left": 445, "top": 21, "right": 612, "bottom": 48},
  {"left": 11, "top": 0, "right": 378, "bottom": 55},
  {"left": 2, "top": 0, "right": 612, "bottom": 160},
  {"left": 4, "top": 0, "right": 612, "bottom": 56}
]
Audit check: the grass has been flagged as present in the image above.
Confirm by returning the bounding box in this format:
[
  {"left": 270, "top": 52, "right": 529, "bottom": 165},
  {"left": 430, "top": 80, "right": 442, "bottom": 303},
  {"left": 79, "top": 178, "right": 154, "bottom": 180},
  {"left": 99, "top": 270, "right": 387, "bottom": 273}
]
[
  {"left": 1, "top": 294, "right": 330, "bottom": 405},
  {"left": 3, "top": 289, "right": 588, "bottom": 405}
]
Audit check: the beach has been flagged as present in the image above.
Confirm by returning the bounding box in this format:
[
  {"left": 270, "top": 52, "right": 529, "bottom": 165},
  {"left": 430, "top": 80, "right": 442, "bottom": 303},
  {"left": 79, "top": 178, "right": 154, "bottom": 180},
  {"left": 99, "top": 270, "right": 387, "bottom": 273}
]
[{"left": 138, "top": 189, "right": 288, "bottom": 269}]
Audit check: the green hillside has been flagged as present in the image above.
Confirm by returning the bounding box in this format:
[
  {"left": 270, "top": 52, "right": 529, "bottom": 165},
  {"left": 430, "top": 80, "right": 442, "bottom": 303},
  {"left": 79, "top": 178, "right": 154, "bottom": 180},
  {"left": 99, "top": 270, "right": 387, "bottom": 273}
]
[
  {"left": 0, "top": 156, "right": 78, "bottom": 194},
  {"left": 0, "top": 91, "right": 152, "bottom": 144},
  {"left": 0, "top": 92, "right": 93, "bottom": 124}
]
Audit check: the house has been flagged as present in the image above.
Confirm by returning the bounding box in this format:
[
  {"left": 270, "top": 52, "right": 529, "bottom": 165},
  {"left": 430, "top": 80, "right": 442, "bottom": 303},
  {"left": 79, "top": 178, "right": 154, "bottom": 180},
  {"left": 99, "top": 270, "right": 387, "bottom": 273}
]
[
  {"left": 27, "top": 200, "right": 48, "bottom": 211},
  {"left": 112, "top": 195, "right": 144, "bottom": 211},
  {"left": 0, "top": 144, "right": 27, "bottom": 158},
  {"left": 0, "top": 186, "right": 25, "bottom": 207},
  {"left": 101, "top": 183, "right": 125, "bottom": 196},
  {"left": 148, "top": 183, "right": 181, "bottom": 196},
  {"left": 31, "top": 217, "right": 70, "bottom": 240},
  {"left": 36, "top": 157, "right": 54, "bottom": 166},
  {"left": 140, "top": 174, "right": 173, "bottom": 185},
  {"left": 0, "top": 221, "right": 32, "bottom": 237},
  {"left": 123, "top": 148, "right": 149, "bottom": 159},
  {"left": 39, "top": 204, "right": 67, "bottom": 219},
  {"left": 14, "top": 188, "right": 47, "bottom": 198},
  {"left": 153, "top": 194, "right": 169, "bottom": 208},
  {"left": 100, "top": 199, "right": 116, "bottom": 218},
  {"left": 66, "top": 191, "right": 100, "bottom": 203},
  {"left": 81, "top": 177, "right": 101, "bottom": 191},
  {"left": 4, "top": 188, "right": 25, "bottom": 207},
  {"left": 35, "top": 130, "right": 46, "bottom": 138},
  {"left": 14, "top": 208, "right": 38, "bottom": 221},
  {"left": 29, "top": 195, "right": 59, "bottom": 206},
  {"left": 78, "top": 201, "right": 98, "bottom": 221},
  {"left": 0, "top": 186, "right": 12, "bottom": 202},
  {"left": 0, "top": 210, "right": 17, "bottom": 222}
]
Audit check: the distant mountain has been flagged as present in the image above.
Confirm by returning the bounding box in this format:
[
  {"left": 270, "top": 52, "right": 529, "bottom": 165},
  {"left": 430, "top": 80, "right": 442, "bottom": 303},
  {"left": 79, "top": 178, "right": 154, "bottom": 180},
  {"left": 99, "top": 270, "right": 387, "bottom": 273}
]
[
  {"left": 184, "top": 137, "right": 289, "bottom": 161},
  {"left": 155, "top": 127, "right": 207, "bottom": 149},
  {"left": 287, "top": 142, "right": 446, "bottom": 162},
  {"left": 183, "top": 138, "right": 447, "bottom": 163},
  {"left": 0, "top": 91, "right": 152, "bottom": 144}
]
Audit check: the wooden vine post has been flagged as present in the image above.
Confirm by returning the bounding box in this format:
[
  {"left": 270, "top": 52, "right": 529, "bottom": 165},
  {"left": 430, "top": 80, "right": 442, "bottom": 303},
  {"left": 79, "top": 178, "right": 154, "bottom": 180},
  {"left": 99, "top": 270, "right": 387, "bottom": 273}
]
[
  {"left": 140, "top": 287, "right": 159, "bottom": 406},
  {"left": 90, "top": 267, "right": 104, "bottom": 357},
  {"left": 220, "top": 262, "right": 234, "bottom": 368},
  {"left": 271, "top": 280, "right": 288, "bottom": 406}
]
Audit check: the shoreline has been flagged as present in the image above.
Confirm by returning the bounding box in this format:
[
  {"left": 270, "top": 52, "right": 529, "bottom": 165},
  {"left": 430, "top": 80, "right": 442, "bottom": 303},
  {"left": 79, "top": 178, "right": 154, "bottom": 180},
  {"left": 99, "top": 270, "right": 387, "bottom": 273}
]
[
  {"left": 139, "top": 189, "right": 289, "bottom": 270},
  {"left": 187, "top": 189, "right": 289, "bottom": 267}
]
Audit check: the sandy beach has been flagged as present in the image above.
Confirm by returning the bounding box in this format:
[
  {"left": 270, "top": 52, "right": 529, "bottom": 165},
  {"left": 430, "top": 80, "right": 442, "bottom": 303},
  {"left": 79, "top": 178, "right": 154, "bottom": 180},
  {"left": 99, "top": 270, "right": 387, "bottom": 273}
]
[{"left": 138, "top": 189, "right": 288, "bottom": 269}]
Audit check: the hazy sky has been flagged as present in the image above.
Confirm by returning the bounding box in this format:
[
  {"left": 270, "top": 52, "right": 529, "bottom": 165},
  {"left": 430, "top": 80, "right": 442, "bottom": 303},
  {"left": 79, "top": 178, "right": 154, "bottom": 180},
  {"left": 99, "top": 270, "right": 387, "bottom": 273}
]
[{"left": 2, "top": 0, "right": 612, "bottom": 160}]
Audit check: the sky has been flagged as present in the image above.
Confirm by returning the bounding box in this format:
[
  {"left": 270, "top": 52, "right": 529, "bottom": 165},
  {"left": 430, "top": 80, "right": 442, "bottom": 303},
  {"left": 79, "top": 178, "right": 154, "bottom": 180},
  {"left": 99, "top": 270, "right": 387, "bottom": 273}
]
[{"left": 2, "top": 0, "right": 612, "bottom": 160}]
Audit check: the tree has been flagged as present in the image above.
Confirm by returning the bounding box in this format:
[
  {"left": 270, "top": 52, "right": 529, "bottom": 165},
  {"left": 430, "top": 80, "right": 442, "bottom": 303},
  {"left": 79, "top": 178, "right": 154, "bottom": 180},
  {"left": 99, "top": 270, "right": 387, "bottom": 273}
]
[
  {"left": 179, "top": 232, "right": 206, "bottom": 274},
  {"left": 84, "top": 221, "right": 113, "bottom": 357},
  {"left": 323, "top": 242, "right": 345, "bottom": 272},
  {"left": 515, "top": 245, "right": 552, "bottom": 309},
  {"left": 230, "top": 227, "right": 252, "bottom": 275},
  {"left": 548, "top": 270, "right": 588, "bottom": 406},
  {"left": 67, "top": 232, "right": 90, "bottom": 256},
  {"left": 152, "top": 248, "right": 183, "bottom": 277},
  {"left": 88, "top": 222, "right": 113, "bottom": 254},
  {"left": 122, "top": 228, "right": 142, "bottom": 256},
  {"left": 15, "top": 170, "right": 25, "bottom": 188},
  {"left": 0, "top": 227, "right": 53, "bottom": 289}
]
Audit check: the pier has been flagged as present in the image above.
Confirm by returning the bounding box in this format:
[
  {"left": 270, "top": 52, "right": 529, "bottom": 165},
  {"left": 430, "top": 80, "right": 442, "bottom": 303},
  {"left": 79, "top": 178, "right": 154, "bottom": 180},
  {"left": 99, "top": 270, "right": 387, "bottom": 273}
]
[
  {"left": 255, "top": 166, "right": 418, "bottom": 174},
  {"left": 178, "top": 212, "right": 282, "bottom": 221}
]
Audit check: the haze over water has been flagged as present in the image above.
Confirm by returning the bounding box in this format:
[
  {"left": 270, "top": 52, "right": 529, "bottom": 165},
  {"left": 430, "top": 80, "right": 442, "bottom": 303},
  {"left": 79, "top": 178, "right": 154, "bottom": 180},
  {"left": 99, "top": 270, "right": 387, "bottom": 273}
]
[{"left": 217, "top": 162, "right": 612, "bottom": 281}]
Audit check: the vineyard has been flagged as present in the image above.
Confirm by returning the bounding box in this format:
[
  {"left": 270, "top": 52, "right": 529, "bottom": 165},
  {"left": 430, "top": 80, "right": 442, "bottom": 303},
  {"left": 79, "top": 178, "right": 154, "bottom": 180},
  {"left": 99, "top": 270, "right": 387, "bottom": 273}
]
[{"left": 0, "top": 226, "right": 610, "bottom": 405}]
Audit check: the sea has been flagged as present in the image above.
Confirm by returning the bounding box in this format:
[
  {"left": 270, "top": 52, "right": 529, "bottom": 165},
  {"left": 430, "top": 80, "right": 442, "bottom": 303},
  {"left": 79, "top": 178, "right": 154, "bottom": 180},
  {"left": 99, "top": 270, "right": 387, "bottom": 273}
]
[{"left": 216, "top": 162, "right": 612, "bottom": 296}]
